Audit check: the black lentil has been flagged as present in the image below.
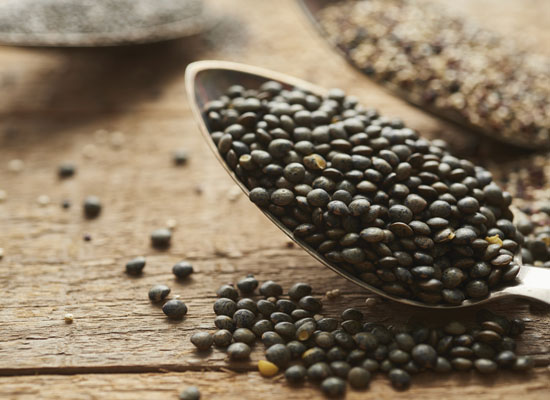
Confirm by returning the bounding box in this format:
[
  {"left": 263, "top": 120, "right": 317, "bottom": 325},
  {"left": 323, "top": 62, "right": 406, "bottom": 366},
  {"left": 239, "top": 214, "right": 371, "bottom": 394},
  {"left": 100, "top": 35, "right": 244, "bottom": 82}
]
[
  {"left": 285, "top": 365, "right": 307, "bottom": 384},
  {"left": 298, "top": 296, "right": 323, "bottom": 313},
  {"left": 148, "top": 284, "right": 170, "bottom": 302},
  {"left": 190, "top": 332, "right": 213, "bottom": 351},
  {"left": 213, "top": 329, "right": 233, "bottom": 347},
  {"left": 227, "top": 342, "right": 251, "bottom": 360},
  {"left": 260, "top": 280, "right": 283, "bottom": 297},
  {"left": 233, "top": 328, "right": 256, "bottom": 345},
  {"left": 302, "top": 347, "right": 327, "bottom": 366},
  {"left": 125, "top": 256, "right": 146, "bottom": 275},
  {"left": 58, "top": 162, "right": 76, "bottom": 179},
  {"left": 237, "top": 298, "right": 258, "bottom": 314},
  {"left": 237, "top": 275, "right": 259, "bottom": 294},
  {"left": 288, "top": 282, "right": 313, "bottom": 301},
  {"left": 308, "top": 362, "right": 332, "bottom": 382},
  {"left": 266, "top": 343, "right": 291, "bottom": 367},
  {"left": 411, "top": 344, "right": 437, "bottom": 368},
  {"left": 214, "top": 315, "right": 235, "bottom": 332},
  {"left": 83, "top": 196, "right": 101, "bottom": 219},
  {"left": 287, "top": 340, "right": 307, "bottom": 359},
  {"left": 388, "top": 368, "right": 411, "bottom": 390},
  {"left": 262, "top": 331, "right": 285, "bottom": 348},
  {"left": 320, "top": 377, "right": 346, "bottom": 397},
  {"left": 257, "top": 299, "right": 277, "bottom": 316},
  {"left": 213, "top": 298, "right": 237, "bottom": 317},
  {"left": 162, "top": 299, "right": 187, "bottom": 319},
  {"left": 233, "top": 309, "right": 256, "bottom": 328},
  {"left": 179, "top": 386, "right": 200, "bottom": 400},
  {"left": 173, "top": 149, "right": 190, "bottom": 166},
  {"left": 172, "top": 261, "right": 194, "bottom": 279},
  {"left": 217, "top": 284, "right": 239, "bottom": 301},
  {"left": 275, "top": 321, "right": 297, "bottom": 340},
  {"left": 150, "top": 228, "right": 171, "bottom": 249}
]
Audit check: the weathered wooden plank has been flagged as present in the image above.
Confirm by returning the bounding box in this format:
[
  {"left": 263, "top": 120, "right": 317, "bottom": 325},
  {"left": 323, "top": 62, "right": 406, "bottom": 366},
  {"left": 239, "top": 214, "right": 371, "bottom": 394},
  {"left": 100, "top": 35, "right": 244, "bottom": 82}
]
[
  {"left": 0, "top": 243, "right": 548, "bottom": 372},
  {"left": 1, "top": 370, "right": 549, "bottom": 400}
]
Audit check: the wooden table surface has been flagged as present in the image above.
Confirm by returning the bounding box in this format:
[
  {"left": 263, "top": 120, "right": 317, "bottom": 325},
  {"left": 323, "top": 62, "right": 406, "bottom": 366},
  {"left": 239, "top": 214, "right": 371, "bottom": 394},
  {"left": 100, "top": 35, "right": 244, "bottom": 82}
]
[{"left": 0, "top": 1, "right": 549, "bottom": 398}]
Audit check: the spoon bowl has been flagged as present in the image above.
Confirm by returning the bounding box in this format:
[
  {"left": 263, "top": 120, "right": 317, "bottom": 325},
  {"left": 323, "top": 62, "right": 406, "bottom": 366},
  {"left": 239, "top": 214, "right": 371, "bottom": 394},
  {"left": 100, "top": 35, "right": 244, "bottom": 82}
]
[{"left": 185, "top": 60, "right": 550, "bottom": 309}]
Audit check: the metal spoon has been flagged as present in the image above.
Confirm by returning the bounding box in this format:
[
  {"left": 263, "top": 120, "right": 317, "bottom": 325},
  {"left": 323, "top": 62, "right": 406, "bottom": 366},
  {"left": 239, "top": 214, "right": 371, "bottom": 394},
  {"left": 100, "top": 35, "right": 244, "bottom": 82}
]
[{"left": 185, "top": 60, "right": 550, "bottom": 309}]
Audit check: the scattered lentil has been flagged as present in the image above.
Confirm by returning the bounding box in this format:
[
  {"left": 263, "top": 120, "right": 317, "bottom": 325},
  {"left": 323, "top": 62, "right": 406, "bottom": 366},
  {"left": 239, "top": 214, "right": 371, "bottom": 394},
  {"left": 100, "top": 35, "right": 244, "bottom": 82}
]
[
  {"left": 172, "top": 261, "right": 194, "bottom": 279},
  {"left": 83, "top": 196, "right": 101, "bottom": 219},
  {"left": 205, "top": 278, "right": 534, "bottom": 396},
  {"left": 150, "top": 228, "right": 171, "bottom": 249},
  {"left": 173, "top": 149, "right": 190, "bottom": 166},
  {"left": 148, "top": 284, "right": 170, "bottom": 302},
  {"left": 162, "top": 299, "right": 187, "bottom": 319},
  {"left": 125, "top": 256, "right": 146, "bottom": 275},
  {"left": 179, "top": 386, "right": 200, "bottom": 400},
  {"left": 58, "top": 162, "right": 76, "bottom": 178}
]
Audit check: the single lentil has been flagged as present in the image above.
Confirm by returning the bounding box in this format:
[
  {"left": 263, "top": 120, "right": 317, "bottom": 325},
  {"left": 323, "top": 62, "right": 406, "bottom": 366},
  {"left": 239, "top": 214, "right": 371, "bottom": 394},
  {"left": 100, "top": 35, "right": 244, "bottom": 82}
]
[
  {"left": 148, "top": 284, "right": 170, "bottom": 302},
  {"left": 179, "top": 386, "right": 200, "bottom": 400},
  {"left": 125, "top": 256, "right": 146, "bottom": 275},
  {"left": 83, "top": 196, "right": 101, "bottom": 219},
  {"left": 227, "top": 342, "right": 251, "bottom": 360},
  {"left": 162, "top": 299, "right": 187, "bottom": 319},
  {"left": 190, "top": 332, "right": 213, "bottom": 351},
  {"left": 150, "top": 228, "right": 171, "bottom": 249},
  {"left": 172, "top": 261, "right": 194, "bottom": 279},
  {"left": 58, "top": 162, "right": 76, "bottom": 178},
  {"left": 213, "top": 329, "right": 233, "bottom": 347}
]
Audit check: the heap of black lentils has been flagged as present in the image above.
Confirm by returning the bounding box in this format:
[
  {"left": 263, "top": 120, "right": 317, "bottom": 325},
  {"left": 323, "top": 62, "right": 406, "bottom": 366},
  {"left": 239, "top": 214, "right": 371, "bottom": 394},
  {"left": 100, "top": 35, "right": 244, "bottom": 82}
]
[
  {"left": 189, "top": 277, "right": 533, "bottom": 397},
  {"left": 203, "top": 82, "right": 522, "bottom": 305}
]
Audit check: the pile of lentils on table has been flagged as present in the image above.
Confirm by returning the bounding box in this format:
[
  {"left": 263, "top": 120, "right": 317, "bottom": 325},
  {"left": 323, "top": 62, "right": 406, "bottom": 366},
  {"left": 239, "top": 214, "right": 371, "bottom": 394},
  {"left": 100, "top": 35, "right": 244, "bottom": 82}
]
[
  {"left": 189, "top": 277, "right": 533, "bottom": 397},
  {"left": 202, "top": 81, "right": 522, "bottom": 305},
  {"left": 316, "top": 0, "right": 550, "bottom": 150}
]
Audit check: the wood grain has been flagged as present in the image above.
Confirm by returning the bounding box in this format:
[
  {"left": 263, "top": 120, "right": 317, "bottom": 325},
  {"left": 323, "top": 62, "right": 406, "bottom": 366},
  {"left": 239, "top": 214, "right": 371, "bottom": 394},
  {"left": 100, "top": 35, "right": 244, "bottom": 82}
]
[
  {"left": 0, "top": 0, "right": 549, "bottom": 398},
  {"left": 1, "top": 370, "right": 549, "bottom": 400}
]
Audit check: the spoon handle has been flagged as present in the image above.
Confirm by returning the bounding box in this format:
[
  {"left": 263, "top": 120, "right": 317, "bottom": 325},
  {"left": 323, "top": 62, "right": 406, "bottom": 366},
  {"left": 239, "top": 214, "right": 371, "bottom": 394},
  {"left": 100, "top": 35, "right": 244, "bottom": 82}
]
[{"left": 500, "top": 265, "right": 550, "bottom": 305}]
